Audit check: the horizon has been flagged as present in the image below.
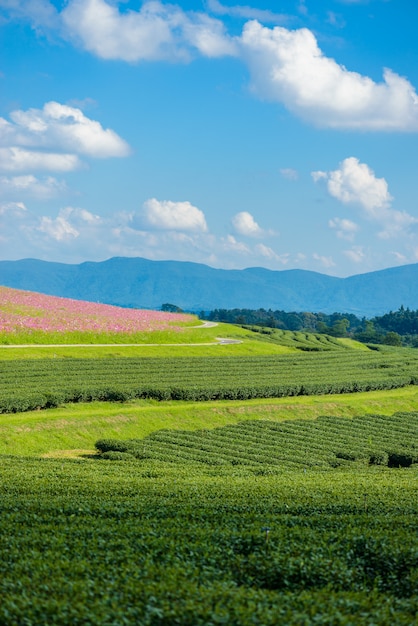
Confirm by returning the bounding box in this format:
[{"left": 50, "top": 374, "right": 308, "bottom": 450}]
[
  {"left": 1, "top": 1, "right": 418, "bottom": 276},
  {"left": 1, "top": 254, "right": 418, "bottom": 281}
]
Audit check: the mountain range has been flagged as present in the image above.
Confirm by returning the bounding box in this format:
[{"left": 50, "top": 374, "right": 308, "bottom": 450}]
[{"left": 0, "top": 257, "right": 418, "bottom": 317}]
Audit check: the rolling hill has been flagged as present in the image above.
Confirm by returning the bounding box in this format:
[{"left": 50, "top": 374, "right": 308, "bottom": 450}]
[{"left": 1, "top": 257, "right": 418, "bottom": 316}]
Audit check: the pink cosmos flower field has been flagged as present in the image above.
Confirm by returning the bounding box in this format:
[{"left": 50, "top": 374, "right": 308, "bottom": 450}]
[{"left": 0, "top": 286, "right": 195, "bottom": 336}]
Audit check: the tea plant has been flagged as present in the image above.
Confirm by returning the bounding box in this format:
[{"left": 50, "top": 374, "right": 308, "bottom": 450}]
[
  {"left": 0, "top": 457, "right": 416, "bottom": 625},
  {"left": 96, "top": 411, "right": 418, "bottom": 469},
  {"left": 2, "top": 349, "right": 418, "bottom": 412}
]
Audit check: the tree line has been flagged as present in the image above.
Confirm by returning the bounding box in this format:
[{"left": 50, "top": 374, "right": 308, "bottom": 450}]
[{"left": 201, "top": 305, "right": 418, "bottom": 347}]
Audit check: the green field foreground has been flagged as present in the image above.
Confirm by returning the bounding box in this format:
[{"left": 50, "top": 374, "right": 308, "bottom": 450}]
[
  {"left": 0, "top": 457, "right": 416, "bottom": 625},
  {"left": 0, "top": 326, "right": 417, "bottom": 624}
]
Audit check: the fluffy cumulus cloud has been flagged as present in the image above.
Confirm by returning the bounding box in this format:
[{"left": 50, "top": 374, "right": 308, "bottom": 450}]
[
  {"left": 0, "top": 147, "right": 81, "bottom": 173},
  {"left": 141, "top": 198, "right": 208, "bottom": 232},
  {"left": 313, "top": 157, "right": 392, "bottom": 213},
  {"left": 38, "top": 214, "right": 79, "bottom": 241},
  {"left": 313, "top": 157, "right": 418, "bottom": 238},
  {"left": 0, "top": 101, "right": 129, "bottom": 186},
  {"left": 37, "top": 206, "right": 101, "bottom": 241},
  {"left": 231, "top": 211, "right": 264, "bottom": 237},
  {"left": 0, "top": 198, "right": 305, "bottom": 269},
  {"left": 3, "top": 101, "right": 130, "bottom": 158},
  {"left": 0, "top": 202, "right": 107, "bottom": 260},
  {"left": 61, "top": 0, "right": 237, "bottom": 61},
  {"left": 239, "top": 21, "right": 418, "bottom": 131},
  {"left": 4, "top": 2, "right": 418, "bottom": 131},
  {"left": 0, "top": 101, "right": 129, "bottom": 207}
]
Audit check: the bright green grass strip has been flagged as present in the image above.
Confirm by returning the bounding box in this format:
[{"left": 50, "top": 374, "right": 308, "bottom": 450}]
[
  {"left": 0, "top": 324, "right": 364, "bottom": 357},
  {"left": 0, "top": 326, "right": 217, "bottom": 346},
  {"left": 337, "top": 338, "right": 370, "bottom": 350},
  {"left": 0, "top": 322, "right": 303, "bottom": 358},
  {"left": 0, "top": 339, "right": 295, "bottom": 359},
  {"left": 2, "top": 386, "right": 418, "bottom": 457}
]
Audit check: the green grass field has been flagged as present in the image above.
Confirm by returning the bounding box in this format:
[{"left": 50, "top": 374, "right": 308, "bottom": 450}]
[
  {"left": 0, "top": 386, "right": 417, "bottom": 458},
  {"left": 0, "top": 323, "right": 368, "bottom": 358},
  {"left": 0, "top": 315, "right": 417, "bottom": 625}
]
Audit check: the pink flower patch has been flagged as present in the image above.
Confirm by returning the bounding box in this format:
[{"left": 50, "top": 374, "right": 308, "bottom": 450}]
[{"left": 0, "top": 287, "right": 194, "bottom": 334}]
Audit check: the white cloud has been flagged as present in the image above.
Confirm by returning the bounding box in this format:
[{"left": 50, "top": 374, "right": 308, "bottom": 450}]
[
  {"left": 222, "top": 234, "right": 250, "bottom": 254},
  {"left": 0, "top": 0, "right": 59, "bottom": 31},
  {"left": 62, "top": 0, "right": 181, "bottom": 62},
  {"left": 61, "top": 206, "right": 101, "bottom": 226},
  {"left": 61, "top": 0, "right": 236, "bottom": 62},
  {"left": 0, "top": 101, "right": 129, "bottom": 185},
  {"left": 181, "top": 12, "right": 238, "bottom": 58},
  {"left": 7, "top": 101, "right": 130, "bottom": 158},
  {"left": 0, "top": 147, "right": 81, "bottom": 172},
  {"left": 343, "top": 246, "right": 366, "bottom": 263},
  {"left": 321, "top": 157, "right": 392, "bottom": 213},
  {"left": 312, "top": 253, "right": 336, "bottom": 268},
  {"left": 0, "top": 102, "right": 129, "bottom": 202},
  {"left": 2, "top": 0, "right": 237, "bottom": 60},
  {"left": 329, "top": 217, "right": 359, "bottom": 240},
  {"left": 36, "top": 207, "right": 101, "bottom": 242},
  {"left": 377, "top": 210, "right": 418, "bottom": 240},
  {"left": 311, "top": 170, "right": 327, "bottom": 183},
  {"left": 280, "top": 167, "right": 298, "bottom": 181},
  {"left": 141, "top": 198, "right": 208, "bottom": 232},
  {"left": 239, "top": 20, "right": 418, "bottom": 131},
  {"left": 312, "top": 157, "right": 418, "bottom": 239},
  {"left": 314, "top": 157, "right": 418, "bottom": 238},
  {"left": 231, "top": 211, "right": 264, "bottom": 237},
  {"left": 0, "top": 174, "right": 67, "bottom": 199},
  {"left": 255, "top": 243, "right": 289, "bottom": 263},
  {"left": 0, "top": 201, "right": 27, "bottom": 216},
  {"left": 6, "top": 2, "right": 418, "bottom": 134},
  {"left": 37, "top": 213, "right": 79, "bottom": 241}
]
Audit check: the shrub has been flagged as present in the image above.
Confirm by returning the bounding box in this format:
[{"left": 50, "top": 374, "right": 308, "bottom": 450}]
[
  {"left": 95, "top": 439, "right": 131, "bottom": 454},
  {"left": 369, "top": 451, "right": 389, "bottom": 466},
  {"left": 100, "top": 451, "right": 135, "bottom": 461}
]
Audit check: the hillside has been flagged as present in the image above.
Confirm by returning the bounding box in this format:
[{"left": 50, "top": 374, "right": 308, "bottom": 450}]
[
  {"left": 0, "top": 285, "right": 194, "bottom": 336},
  {"left": 1, "top": 257, "right": 418, "bottom": 316}
]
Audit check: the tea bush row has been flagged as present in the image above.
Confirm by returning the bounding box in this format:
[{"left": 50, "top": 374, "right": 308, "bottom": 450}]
[
  {"left": 96, "top": 411, "right": 418, "bottom": 469},
  {"left": 0, "top": 457, "right": 416, "bottom": 624},
  {"left": 2, "top": 349, "right": 418, "bottom": 412}
]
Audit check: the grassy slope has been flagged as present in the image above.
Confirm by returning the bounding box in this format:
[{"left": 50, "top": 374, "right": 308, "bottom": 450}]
[
  {"left": 0, "top": 301, "right": 405, "bottom": 458},
  {"left": 1, "top": 386, "right": 418, "bottom": 457},
  {"left": 0, "top": 324, "right": 368, "bottom": 359}
]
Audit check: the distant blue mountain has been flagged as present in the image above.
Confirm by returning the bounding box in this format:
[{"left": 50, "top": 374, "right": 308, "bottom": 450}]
[{"left": 0, "top": 256, "right": 417, "bottom": 317}]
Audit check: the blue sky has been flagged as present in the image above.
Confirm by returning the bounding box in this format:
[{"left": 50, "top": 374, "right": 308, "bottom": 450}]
[{"left": 1, "top": 0, "right": 418, "bottom": 276}]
